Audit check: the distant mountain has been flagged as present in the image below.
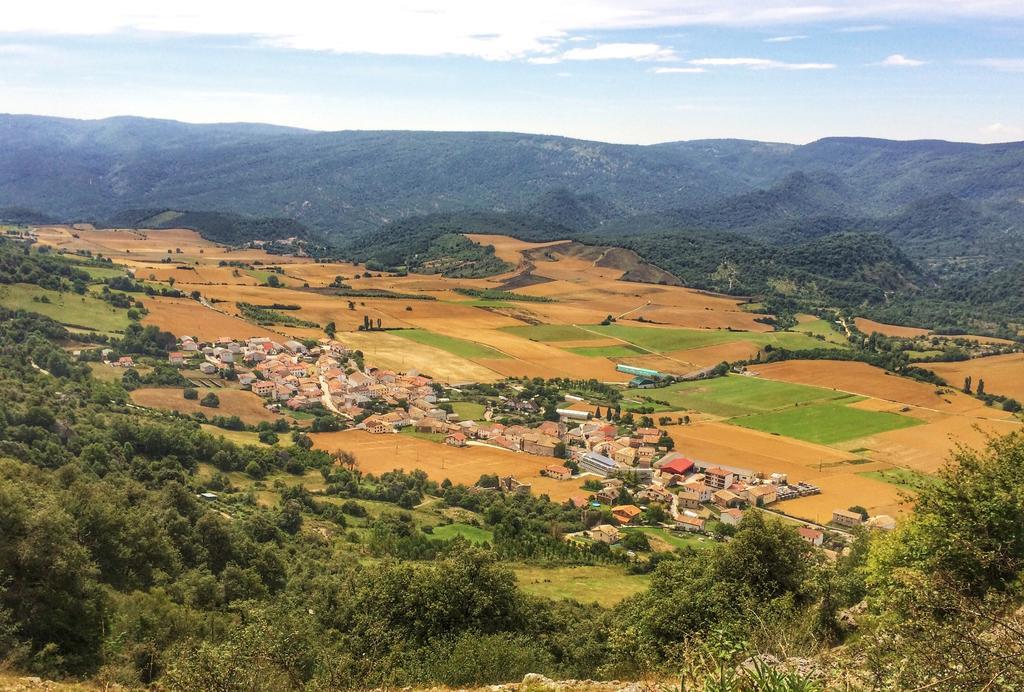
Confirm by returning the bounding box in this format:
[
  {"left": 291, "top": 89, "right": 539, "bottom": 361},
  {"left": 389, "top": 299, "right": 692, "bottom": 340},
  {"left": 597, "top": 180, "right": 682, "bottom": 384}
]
[
  {"left": 2, "top": 114, "right": 1023, "bottom": 248},
  {"left": 101, "top": 209, "right": 311, "bottom": 245}
]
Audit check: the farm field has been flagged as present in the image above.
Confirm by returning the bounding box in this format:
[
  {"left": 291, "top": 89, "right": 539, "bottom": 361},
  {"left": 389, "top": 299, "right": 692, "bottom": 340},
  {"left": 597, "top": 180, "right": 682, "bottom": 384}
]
[
  {"left": 511, "top": 564, "right": 650, "bottom": 607},
  {"left": 142, "top": 296, "right": 281, "bottom": 341},
  {"left": 130, "top": 386, "right": 279, "bottom": 424},
  {"left": 340, "top": 330, "right": 503, "bottom": 383},
  {"left": 587, "top": 324, "right": 841, "bottom": 355},
  {"left": 751, "top": 360, "right": 990, "bottom": 414},
  {"left": 0, "top": 283, "right": 131, "bottom": 334},
  {"left": 780, "top": 472, "right": 907, "bottom": 524},
  {"left": 925, "top": 352, "right": 1024, "bottom": 402},
  {"left": 633, "top": 374, "right": 852, "bottom": 417},
  {"left": 795, "top": 315, "right": 849, "bottom": 344},
  {"left": 858, "top": 467, "right": 936, "bottom": 492},
  {"left": 393, "top": 328, "right": 509, "bottom": 359},
  {"left": 310, "top": 430, "right": 586, "bottom": 501},
  {"left": 854, "top": 317, "right": 930, "bottom": 338},
  {"left": 731, "top": 401, "right": 922, "bottom": 445},
  {"left": 837, "top": 412, "right": 1022, "bottom": 474}
]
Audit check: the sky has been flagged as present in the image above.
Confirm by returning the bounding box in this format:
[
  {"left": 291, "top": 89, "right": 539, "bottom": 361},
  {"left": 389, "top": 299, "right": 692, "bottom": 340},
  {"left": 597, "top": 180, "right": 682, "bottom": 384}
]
[{"left": 0, "top": 1, "right": 1022, "bottom": 144}]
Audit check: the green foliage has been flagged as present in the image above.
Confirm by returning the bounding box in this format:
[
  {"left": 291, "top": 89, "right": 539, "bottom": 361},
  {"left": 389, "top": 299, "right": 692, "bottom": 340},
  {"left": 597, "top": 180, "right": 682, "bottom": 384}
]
[{"left": 237, "top": 302, "right": 317, "bottom": 328}]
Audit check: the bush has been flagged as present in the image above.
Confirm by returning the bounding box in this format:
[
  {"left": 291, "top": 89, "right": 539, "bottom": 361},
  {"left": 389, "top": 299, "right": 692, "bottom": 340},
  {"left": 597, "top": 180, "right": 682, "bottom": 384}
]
[
  {"left": 183, "top": 388, "right": 198, "bottom": 400},
  {"left": 200, "top": 393, "right": 220, "bottom": 408}
]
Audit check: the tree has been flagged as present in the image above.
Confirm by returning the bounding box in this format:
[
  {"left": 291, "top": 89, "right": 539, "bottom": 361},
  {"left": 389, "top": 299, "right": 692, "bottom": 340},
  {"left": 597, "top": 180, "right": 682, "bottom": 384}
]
[
  {"left": 977, "top": 378, "right": 985, "bottom": 396},
  {"left": 963, "top": 375, "right": 972, "bottom": 393},
  {"left": 200, "top": 392, "right": 220, "bottom": 408},
  {"left": 848, "top": 505, "right": 868, "bottom": 521},
  {"left": 324, "top": 321, "right": 336, "bottom": 338},
  {"left": 183, "top": 387, "right": 198, "bottom": 400}
]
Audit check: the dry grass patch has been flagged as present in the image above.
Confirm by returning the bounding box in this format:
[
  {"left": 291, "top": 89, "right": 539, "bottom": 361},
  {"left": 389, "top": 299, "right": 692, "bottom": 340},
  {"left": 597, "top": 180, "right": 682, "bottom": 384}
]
[{"left": 131, "top": 387, "right": 279, "bottom": 424}]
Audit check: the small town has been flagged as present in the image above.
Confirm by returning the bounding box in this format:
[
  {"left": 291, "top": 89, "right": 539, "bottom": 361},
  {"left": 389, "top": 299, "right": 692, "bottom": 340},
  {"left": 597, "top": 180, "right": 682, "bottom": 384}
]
[{"left": 106, "top": 331, "right": 898, "bottom": 555}]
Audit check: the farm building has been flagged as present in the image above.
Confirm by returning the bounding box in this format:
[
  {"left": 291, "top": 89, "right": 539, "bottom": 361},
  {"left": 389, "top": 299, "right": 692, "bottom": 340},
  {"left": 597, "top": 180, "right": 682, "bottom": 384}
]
[
  {"left": 556, "top": 408, "right": 590, "bottom": 422},
  {"left": 580, "top": 451, "right": 618, "bottom": 476},
  {"left": 616, "top": 364, "right": 664, "bottom": 379}
]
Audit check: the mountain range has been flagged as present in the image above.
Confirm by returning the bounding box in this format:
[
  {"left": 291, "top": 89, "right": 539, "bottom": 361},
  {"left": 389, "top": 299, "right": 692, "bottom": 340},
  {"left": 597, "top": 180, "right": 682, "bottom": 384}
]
[{"left": 3, "top": 113, "right": 1024, "bottom": 331}]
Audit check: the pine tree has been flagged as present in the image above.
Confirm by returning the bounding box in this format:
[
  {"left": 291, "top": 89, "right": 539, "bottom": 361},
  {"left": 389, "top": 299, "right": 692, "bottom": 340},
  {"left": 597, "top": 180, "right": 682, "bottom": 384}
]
[{"left": 977, "top": 378, "right": 985, "bottom": 396}]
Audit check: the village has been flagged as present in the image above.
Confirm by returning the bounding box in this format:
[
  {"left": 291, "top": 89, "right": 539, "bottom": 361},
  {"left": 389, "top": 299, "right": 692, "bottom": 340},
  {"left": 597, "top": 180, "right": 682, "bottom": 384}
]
[{"left": 100, "top": 330, "right": 900, "bottom": 555}]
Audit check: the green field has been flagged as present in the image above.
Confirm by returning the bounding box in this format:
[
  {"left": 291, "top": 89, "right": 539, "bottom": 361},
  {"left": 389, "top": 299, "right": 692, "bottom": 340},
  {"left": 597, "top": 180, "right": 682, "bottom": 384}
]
[
  {"left": 796, "top": 317, "right": 849, "bottom": 345},
  {"left": 568, "top": 344, "right": 647, "bottom": 358},
  {"left": 394, "top": 328, "right": 508, "bottom": 359},
  {"left": 0, "top": 283, "right": 131, "bottom": 333},
  {"left": 399, "top": 428, "right": 445, "bottom": 443},
  {"left": 451, "top": 401, "right": 487, "bottom": 420},
  {"left": 588, "top": 324, "right": 845, "bottom": 354},
  {"left": 732, "top": 402, "right": 922, "bottom": 445},
  {"left": 641, "top": 374, "right": 853, "bottom": 417},
  {"left": 858, "top": 467, "right": 937, "bottom": 492},
  {"left": 75, "top": 264, "right": 129, "bottom": 281},
  {"left": 621, "top": 526, "right": 712, "bottom": 551},
  {"left": 500, "top": 324, "right": 602, "bottom": 342},
  {"left": 430, "top": 523, "right": 494, "bottom": 544},
  {"left": 512, "top": 564, "right": 650, "bottom": 607}
]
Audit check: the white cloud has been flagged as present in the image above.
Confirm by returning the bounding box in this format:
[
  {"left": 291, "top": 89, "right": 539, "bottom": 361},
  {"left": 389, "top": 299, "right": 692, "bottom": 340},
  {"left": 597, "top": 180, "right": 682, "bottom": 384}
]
[
  {"left": 690, "top": 57, "right": 835, "bottom": 70},
  {"left": 653, "top": 66, "right": 706, "bottom": 74},
  {"left": 878, "top": 53, "right": 926, "bottom": 67},
  {"left": 2, "top": 2, "right": 1023, "bottom": 62},
  {"left": 982, "top": 122, "right": 1023, "bottom": 139},
  {"left": 765, "top": 35, "right": 807, "bottom": 42},
  {"left": 560, "top": 42, "right": 677, "bottom": 61},
  {"left": 836, "top": 24, "right": 889, "bottom": 33},
  {"left": 966, "top": 58, "right": 1024, "bottom": 72}
]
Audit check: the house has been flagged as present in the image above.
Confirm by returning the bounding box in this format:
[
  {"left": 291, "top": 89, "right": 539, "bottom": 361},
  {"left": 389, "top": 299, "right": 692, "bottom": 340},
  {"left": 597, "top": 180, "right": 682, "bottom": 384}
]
[
  {"left": 744, "top": 485, "right": 777, "bottom": 507},
  {"left": 114, "top": 356, "right": 135, "bottom": 368},
  {"left": 416, "top": 418, "right": 449, "bottom": 434},
  {"left": 596, "top": 485, "right": 621, "bottom": 504},
  {"left": 704, "top": 467, "right": 735, "bottom": 490},
  {"left": 682, "top": 481, "right": 713, "bottom": 503},
  {"left": 445, "top": 432, "right": 467, "bottom": 447},
  {"left": 198, "top": 361, "right": 216, "bottom": 374},
  {"left": 589, "top": 524, "right": 621, "bottom": 544},
  {"left": 252, "top": 380, "right": 276, "bottom": 397},
  {"left": 499, "top": 476, "right": 531, "bottom": 495},
  {"left": 284, "top": 340, "right": 307, "bottom": 354},
  {"left": 719, "top": 508, "right": 745, "bottom": 526},
  {"left": 363, "top": 416, "right": 393, "bottom": 434},
  {"left": 541, "top": 464, "right": 573, "bottom": 481},
  {"left": 832, "top": 509, "right": 864, "bottom": 528},
  {"left": 677, "top": 489, "right": 702, "bottom": 510},
  {"left": 798, "top": 526, "right": 824, "bottom": 546},
  {"left": 675, "top": 515, "right": 706, "bottom": 533},
  {"left": 611, "top": 504, "right": 643, "bottom": 525},
  {"left": 237, "top": 373, "right": 257, "bottom": 388},
  {"left": 713, "top": 489, "right": 743, "bottom": 508},
  {"left": 168, "top": 351, "right": 185, "bottom": 365},
  {"left": 568, "top": 494, "right": 590, "bottom": 509}
]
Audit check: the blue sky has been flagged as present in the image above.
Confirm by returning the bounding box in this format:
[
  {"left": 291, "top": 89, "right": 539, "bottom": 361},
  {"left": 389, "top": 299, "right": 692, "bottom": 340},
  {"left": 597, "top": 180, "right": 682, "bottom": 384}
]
[{"left": 1, "top": 1, "right": 1022, "bottom": 143}]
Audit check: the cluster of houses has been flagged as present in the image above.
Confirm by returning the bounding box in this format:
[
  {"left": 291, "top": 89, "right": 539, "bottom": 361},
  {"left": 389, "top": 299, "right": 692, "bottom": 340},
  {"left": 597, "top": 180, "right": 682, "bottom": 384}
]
[
  {"left": 169, "top": 335, "right": 436, "bottom": 414},
  {"left": 575, "top": 453, "right": 895, "bottom": 549}
]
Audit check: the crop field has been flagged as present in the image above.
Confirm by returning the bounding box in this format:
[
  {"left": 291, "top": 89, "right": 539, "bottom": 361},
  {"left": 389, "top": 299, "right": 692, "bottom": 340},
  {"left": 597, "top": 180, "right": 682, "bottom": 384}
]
[
  {"left": 780, "top": 472, "right": 908, "bottom": 523},
  {"left": 751, "top": 360, "right": 990, "bottom": 414},
  {"left": 795, "top": 315, "right": 849, "bottom": 345},
  {"left": 393, "top": 328, "right": 509, "bottom": 359},
  {"left": 587, "top": 324, "right": 843, "bottom": 355},
  {"left": 131, "top": 387, "right": 279, "bottom": 424},
  {"left": 925, "top": 352, "right": 1024, "bottom": 402},
  {"left": 500, "top": 324, "right": 599, "bottom": 342},
  {"left": 511, "top": 564, "right": 650, "bottom": 607},
  {"left": 199, "top": 425, "right": 280, "bottom": 447},
  {"left": 0, "top": 283, "right": 132, "bottom": 334},
  {"left": 142, "top": 296, "right": 281, "bottom": 341},
  {"left": 635, "top": 374, "right": 852, "bottom": 417},
  {"left": 567, "top": 344, "right": 648, "bottom": 358},
  {"left": 732, "top": 401, "right": 922, "bottom": 445},
  {"left": 854, "top": 317, "right": 930, "bottom": 338},
  {"left": 311, "top": 430, "right": 585, "bottom": 500},
  {"left": 341, "top": 331, "right": 503, "bottom": 383}
]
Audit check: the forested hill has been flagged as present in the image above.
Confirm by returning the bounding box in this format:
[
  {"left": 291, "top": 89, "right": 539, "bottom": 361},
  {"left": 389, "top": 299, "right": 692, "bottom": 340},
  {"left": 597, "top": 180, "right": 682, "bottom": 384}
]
[{"left": 3, "top": 114, "right": 1024, "bottom": 244}]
